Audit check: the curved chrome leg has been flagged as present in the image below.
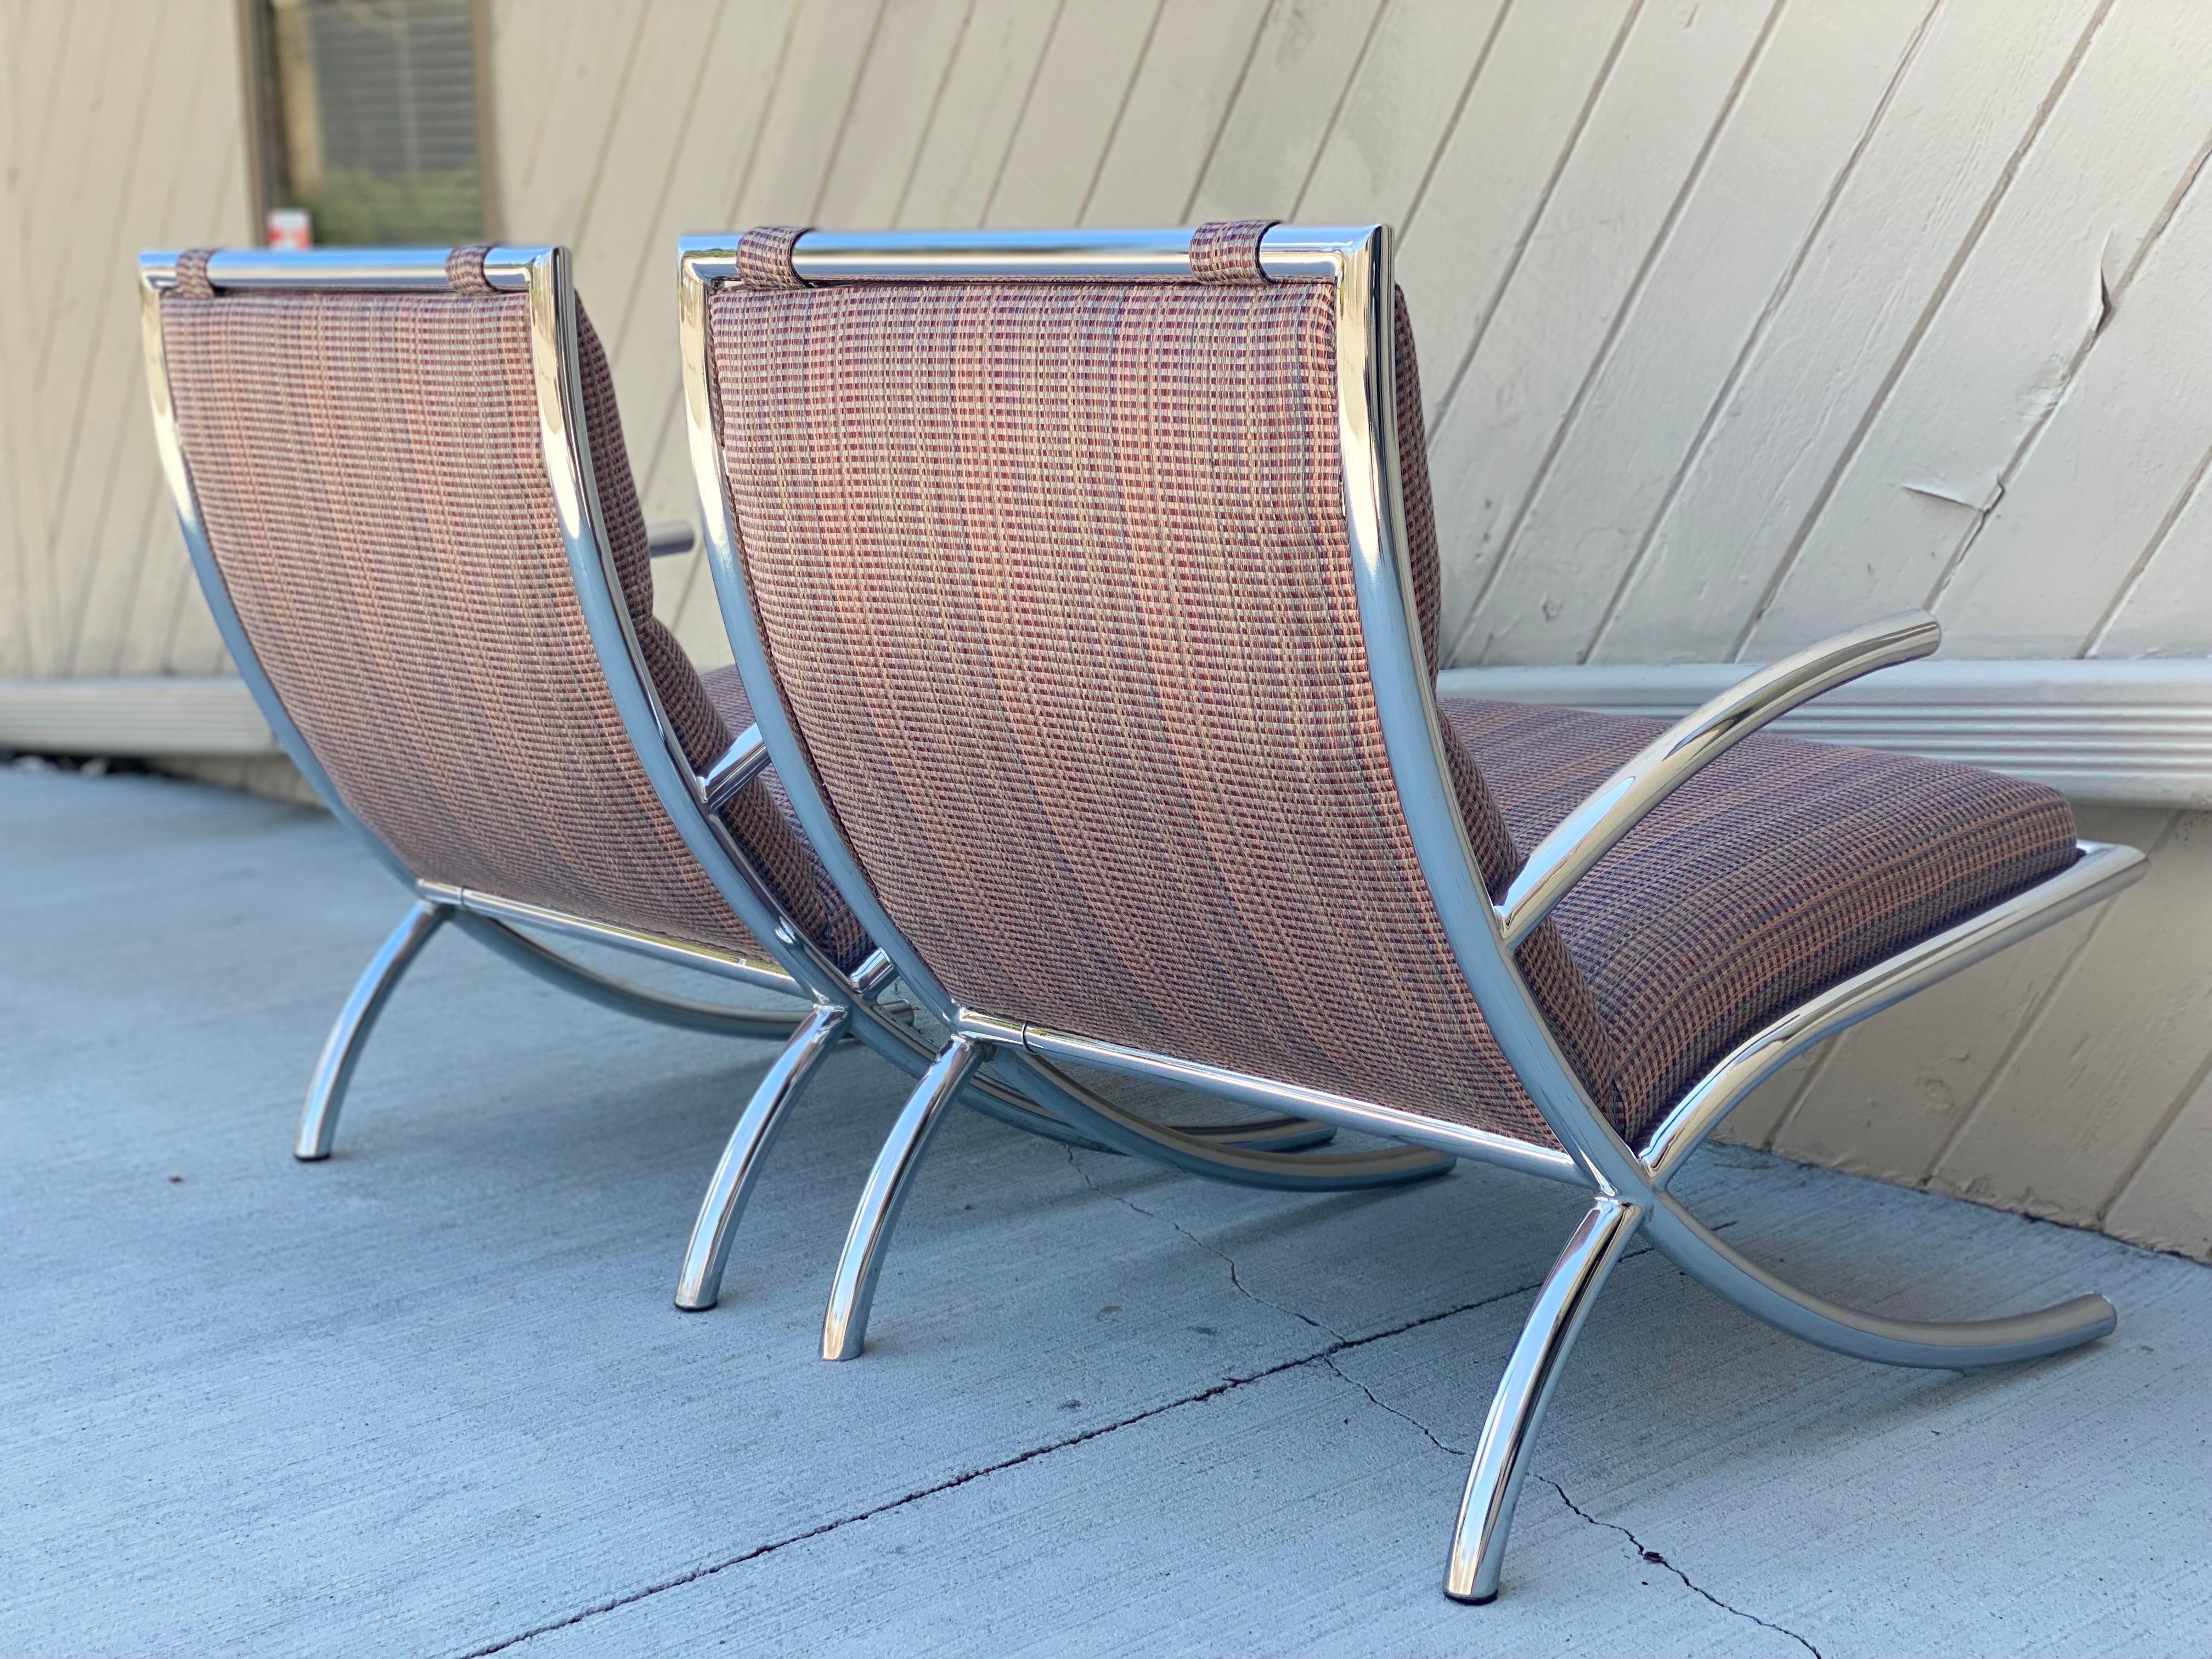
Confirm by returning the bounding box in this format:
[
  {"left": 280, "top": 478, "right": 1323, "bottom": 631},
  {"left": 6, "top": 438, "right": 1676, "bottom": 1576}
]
[
  {"left": 675, "top": 1001, "right": 852, "bottom": 1311},
  {"left": 838, "top": 1001, "right": 1338, "bottom": 1160},
  {"left": 1646, "top": 1195, "right": 2116, "bottom": 1369},
  {"left": 1180, "top": 1116, "right": 1340, "bottom": 1153},
  {"left": 822, "top": 1036, "right": 983, "bottom": 1361},
  {"left": 1447, "top": 1197, "right": 1640, "bottom": 1604},
  {"left": 296, "top": 899, "right": 452, "bottom": 1161},
  {"left": 991, "top": 1048, "right": 1455, "bottom": 1190},
  {"left": 449, "top": 912, "right": 806, "bottom": 1042}
]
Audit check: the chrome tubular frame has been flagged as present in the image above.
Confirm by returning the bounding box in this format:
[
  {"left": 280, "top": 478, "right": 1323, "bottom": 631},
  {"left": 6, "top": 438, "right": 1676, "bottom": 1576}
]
[
  {"left": 679, "top": 222, "right": 2149, "bottom": 1603},
  {"left": 139, "top": 246, "right": 823, "bottom": 1180},
  {"left": 146, "top": 242, "right": 1335, "bottom": 1310},
  {"left": 131, "top": 253, "right": 1056, "bottom": 1318},
  {"left": 677, "top": 1000, "right": 853, "bottom": 1312},
  {"left": 680, "top": 235, "right": 1447, "bottom": 1163},
  {"left": 681, "top": 232, "right": 1462, "bottom": 1348},
  {"left": 1496, "top": 611, "right": 1943, "bottom": 949},
  {"left": 295, "top": 898, "right": 452, "bottom": 1160}
]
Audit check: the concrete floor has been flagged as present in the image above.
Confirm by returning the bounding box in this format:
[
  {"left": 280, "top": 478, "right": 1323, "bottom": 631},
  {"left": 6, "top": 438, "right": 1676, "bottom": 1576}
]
[{"left": 3, "top": 766, "right": 2208, "bottom": 1658}]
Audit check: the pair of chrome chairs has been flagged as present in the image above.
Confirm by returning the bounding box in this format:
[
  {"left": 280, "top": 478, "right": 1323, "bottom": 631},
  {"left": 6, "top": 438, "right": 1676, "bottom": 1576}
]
[{"left": 140, "top": 221, "right": 2146, "bottom": 1604}]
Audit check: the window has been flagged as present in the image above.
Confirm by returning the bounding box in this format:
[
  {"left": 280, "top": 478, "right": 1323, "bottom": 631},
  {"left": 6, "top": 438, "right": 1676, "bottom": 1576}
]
[{"left": 247, "top": 0, "right": 489, "bottom": 247}]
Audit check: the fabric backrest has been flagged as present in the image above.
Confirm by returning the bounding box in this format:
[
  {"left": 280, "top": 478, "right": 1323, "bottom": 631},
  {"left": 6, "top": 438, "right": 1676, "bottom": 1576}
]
[
  {"left": 159, "top": 246, "right": 859, "bottom": 965},
  {"left": 708, "top": 223, "right": 1616, "bottom": 1144}
]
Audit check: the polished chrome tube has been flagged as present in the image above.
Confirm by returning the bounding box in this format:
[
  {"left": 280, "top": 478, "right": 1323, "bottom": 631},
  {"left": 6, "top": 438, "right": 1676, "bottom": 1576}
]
[
  {"left": 646, "top": 520, "right": 697, "bottom": 558},
  {"left": 417, "top": 879, "right": 800, "bottom": 995},
  {"left": 1640, "top": 840, "right": 2147, "bottom": 1182},
  {"left": 1334, "top": 225, "right": 1646, "bottom": 1201},
  {"left": 764, "top": 224, "right": 1372, "bottom": 285},
  {"left": 1497, "top": 612, "right": 1944, "bottom": 948},
  {"left": 1646, "top": 1196, "right": 2116, "bottom": 1367},
  {"left": 1016, "top": 1021, "right": 1572, "bottom": 1186},
  {"left": 295, "top": 900, "right": 452, "bottom": 1160},
  {"left": 986, "top": 1044, "right": 1457, "bottom": 1190},
  {"left": 139, "top": 246, "right": 534, "bottom": 292},
  {"left": 1447, "top": 1198, "right": 1641, "bottom": 1602},
  {"left": 676, "top": 1002, "right": 851, "bottom": 1311},
  {"left": 821, "top": 1036, "right": 982, "bottom": 1361},
  {"left": 448, "top": 913, "right": 803, "bottom": 1041},
  {"left": 699, "top": 724, "right": 771, "bottom": 813}
]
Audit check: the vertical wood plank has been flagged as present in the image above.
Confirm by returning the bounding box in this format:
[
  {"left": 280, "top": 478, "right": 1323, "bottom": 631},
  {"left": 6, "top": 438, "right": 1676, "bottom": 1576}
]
[
  {"left": 2091, "top": 456, "right": 2212, "bottom": 658},
  {"left": 16, "top": 3, "right": 131, "bottom": 678},
  {"left": 568, "top": 0, "right": 729, "bottom": 358},
  {"left": 1424, "top": 0, "right": 1780, "bottom": 665},
  {"left": 2102, "top": 1054, "right": 2212, "bottom": 1259},
  {"left": 1080, "top": 0, "right": 1272, "bottom": 226},
  {"left": 1186, "top": 0, "right": 1387, "bottom": 222},
  {"left": 1295, "top": 0, "right": 1508, "bottom": 225},
  {"left": 1588, "top": 0, "right": 2101, "bottom": 666},
  {"left": 732, "top": 0, "right": 890, "bottom": 224},
  {"left": 982, "top": 0, "right": 1161, "bottom": 228},
  {"left": 894, "top": 0, "right": 1062, "bottom": 228},
  {"left": 59, "top": 0, "right": 215, "bottom": 676},
  {"left": 1746, "top": 1, "right": 2212, "bottom": 661},
  {"left": 1465, "top": 0, "right": 1933, "bottom": 668},
  {"left": 815, "top": 0, "right": 978, "bottom": 227},
  {"left": 1931, "top": 809, "right": 2212, "bottom": 1226},
  {"left": 609, "top": 0, "right": 800, "bottom": 503},
  {"left": 1931, "top": 166, "right": 2212, "bottom": 656},
  {"left": 1391, "top": 0, "right": 1636, "bottom": 433}
]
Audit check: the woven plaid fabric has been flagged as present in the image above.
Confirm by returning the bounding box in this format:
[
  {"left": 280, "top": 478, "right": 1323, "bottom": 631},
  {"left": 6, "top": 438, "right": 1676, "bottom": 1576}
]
[
  {"left": 572, "top": 308, "right": 868, "bottom": 969},
  {"left": 711, "top": 274, "right": 1615, "bottom": 1146},
  {"left": 1190, "top": 221, "right": 1276, "bottom": 284},
  {"left": 737, "top": 226, "right": 809, "bottom": 289},
  {"left": 162, "top": 281, "right": 866, "bottom": 968},
  {"left": 698, "top": 665, "right": 872, "bottom": 967},
  {"left": 1441, "top": 698, "right": 2079, "bottom": 1141}
]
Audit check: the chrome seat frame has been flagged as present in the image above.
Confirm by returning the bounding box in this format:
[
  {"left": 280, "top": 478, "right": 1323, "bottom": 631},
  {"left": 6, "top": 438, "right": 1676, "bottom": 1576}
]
[
  {"left": 139, "top": 244, "right": 1435, "bottom": 1317},
  {"left": 681, "top": 222, "right": 2147, "bottom": 1603}
]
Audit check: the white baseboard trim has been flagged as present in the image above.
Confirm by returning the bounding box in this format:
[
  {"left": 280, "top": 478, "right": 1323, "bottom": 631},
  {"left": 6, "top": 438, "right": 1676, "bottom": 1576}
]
[
  {"left": 0, "top": 676, "right": 278, "bottom": 757},
  {"left": 1437, "top": 658, "right": 2212, "bottom": 809},
  {"left": 7, "top": 661, "right": 2210, "bottom": 808}
]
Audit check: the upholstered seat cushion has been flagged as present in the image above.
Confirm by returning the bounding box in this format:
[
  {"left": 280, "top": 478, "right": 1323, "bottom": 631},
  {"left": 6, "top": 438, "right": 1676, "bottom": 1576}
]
[{"left": 1441, "top": 699, "right": 2080, "bottom": 1142}]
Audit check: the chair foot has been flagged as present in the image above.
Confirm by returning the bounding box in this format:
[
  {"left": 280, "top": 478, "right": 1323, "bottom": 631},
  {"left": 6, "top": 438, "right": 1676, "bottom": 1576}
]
[
  {"left": 1445, "top": 1197, "right": 1641, "bottom": 1605},
  {"left": 821, "top": 1036, "right": 983, "bottom": 1361},
  {"left": 1645, "top": 1194, "right": 2117, "bottom": 1369},
  {"left": 675, "top": 1002, "right": 851, "bottom": 1311},
  {"left": 295, "top": 899, "right": 450, "bottom": 1161}
]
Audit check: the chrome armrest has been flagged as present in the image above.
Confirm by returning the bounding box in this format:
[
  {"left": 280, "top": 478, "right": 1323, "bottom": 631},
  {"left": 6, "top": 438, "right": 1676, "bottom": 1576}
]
[
  {"left": 699, "top": 722, "right": 771, "bottom": 811},
  {"left": 647, "top": 520, "right": 699, "bottom": 558},
  {"left": 1494, "top": 611, "right": 1942, "bottom": 947}
]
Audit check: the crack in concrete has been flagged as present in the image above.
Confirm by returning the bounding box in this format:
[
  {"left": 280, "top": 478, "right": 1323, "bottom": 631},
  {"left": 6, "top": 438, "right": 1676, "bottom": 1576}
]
[
  {"left": 461, "top": 1163, "right": 1739, "bottom": 1654},
  {"left": 1545, "top": 1478, "right": 1822, "bottom": 1659},
  {"left": 1066, "top": 1146, "right": 1345, "bottom": 1339},
  {"left": 458, "top": 1265, "right": 1567, "bottom": 1656},
  {"left": 1316, "top": 1351, "right": 1469, "bottom": 1458}
]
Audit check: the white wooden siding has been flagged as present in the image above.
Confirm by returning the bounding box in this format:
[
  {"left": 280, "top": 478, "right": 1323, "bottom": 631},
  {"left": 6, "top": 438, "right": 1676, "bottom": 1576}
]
[{"left": 3, "top": 0, "right": 2208, "bottom": 1260}]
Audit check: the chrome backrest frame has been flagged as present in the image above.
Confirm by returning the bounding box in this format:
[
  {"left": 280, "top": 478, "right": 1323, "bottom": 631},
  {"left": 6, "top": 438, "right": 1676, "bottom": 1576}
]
[
  {"left": 680, "top": 223, "right": 1640, "bottom": 1187},
  {"left": 137, "top": 244, "right": 833, "bottom": 996}
]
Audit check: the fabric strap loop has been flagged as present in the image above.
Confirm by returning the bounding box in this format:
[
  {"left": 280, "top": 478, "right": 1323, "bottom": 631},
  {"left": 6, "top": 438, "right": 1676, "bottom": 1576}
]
[
  {"left": 737, "top": 225, "right": 811, "bottom": 289},
  {"left": 1189, "top": 220, "right": 1278, "bottom": 285},
  {"left": 444, "top": 243, "right": 497, "bottom": 294},
  {"left": 174, "top": 249, "right": 216, "bottom": 298}
]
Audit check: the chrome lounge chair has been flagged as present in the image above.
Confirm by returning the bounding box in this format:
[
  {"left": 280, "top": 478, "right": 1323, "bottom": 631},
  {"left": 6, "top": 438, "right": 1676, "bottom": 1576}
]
[
  {"left": 137, "top": 241, "right": 1430, "bottom": 1313},
  {"left": 680, "top": 219, "right": 2148, "bottom": 1601}
]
